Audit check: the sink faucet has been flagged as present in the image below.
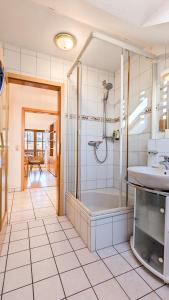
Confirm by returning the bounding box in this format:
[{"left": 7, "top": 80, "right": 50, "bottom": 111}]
[{"left": 159, "top": 156, "right": 169, "bottom": 170}]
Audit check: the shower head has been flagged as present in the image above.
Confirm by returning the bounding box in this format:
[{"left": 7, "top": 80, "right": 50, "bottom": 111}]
[{"left": 102, "top": 80, "right": 113, "bottom": 101}]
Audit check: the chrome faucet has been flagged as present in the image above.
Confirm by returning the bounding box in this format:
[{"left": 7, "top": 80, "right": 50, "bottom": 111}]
[{"left": 159, "top": 156, "right": 169, "bottom": 170}]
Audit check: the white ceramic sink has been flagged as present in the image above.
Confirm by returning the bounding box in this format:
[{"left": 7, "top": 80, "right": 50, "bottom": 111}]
[{"left": 128, "top": 166, "right": 169, "bottom": 190}]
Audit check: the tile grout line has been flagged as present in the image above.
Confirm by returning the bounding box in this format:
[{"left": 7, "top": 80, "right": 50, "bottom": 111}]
[
  {"left": 51, "top": 221, "right": 100, "bottom": 300},
  {"left": 29, "top": 190, "right": 37, "bottom": 220},
  {"left": 115, "top": 246, "right": 166, "bottom": 296},
  {"left": 27, "top": 222, "right": 35, "bottom": 300},
  {"left": 0, "top": 224, "right": 12, "bottom": 299},
  {"left": 5, "top": 188, "right": 166, "bottom": 300},
  {"left": 7, "top": 192, "right": 14, "bottom": 225},
  {"left": 96, "top": 250, "right": 131, "bottom": 300},
  {"left": 44, "top": 217, "right": 99, "bottom": 299},
  {"left": 42, "top": 219, "right": 67, "bottom": 300}
]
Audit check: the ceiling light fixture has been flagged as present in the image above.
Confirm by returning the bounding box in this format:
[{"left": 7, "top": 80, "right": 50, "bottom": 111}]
[{"left": 54, "top": 33, "right": 76, "bottom": 51}]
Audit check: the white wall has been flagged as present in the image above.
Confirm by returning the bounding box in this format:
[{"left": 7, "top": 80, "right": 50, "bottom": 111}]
[
  {"left": 8, "top": 84, "right": 58, "bottom": 190},
  {"left": 3, "top": 42, "right": 153, "bottom": 199},
  {"left": 25, "top": 112, "right": 56, "bottom": 130}
]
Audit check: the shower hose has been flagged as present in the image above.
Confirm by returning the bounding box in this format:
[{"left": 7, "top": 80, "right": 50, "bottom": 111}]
[{"left": 94, "top": 137, "right": 108, "bottom": 164}]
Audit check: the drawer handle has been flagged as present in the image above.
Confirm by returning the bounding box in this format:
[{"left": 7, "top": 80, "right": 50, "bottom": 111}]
[
  {"left": 160, "top": 208, "right": 165, "bottom": 214},
  {"left": 158, "top": 257, "right": 163, "bottom": 263}
]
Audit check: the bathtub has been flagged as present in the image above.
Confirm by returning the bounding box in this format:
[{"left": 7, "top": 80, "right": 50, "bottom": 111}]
[{"left": 66, "top": 188, "right": 134, "bottom": 251}]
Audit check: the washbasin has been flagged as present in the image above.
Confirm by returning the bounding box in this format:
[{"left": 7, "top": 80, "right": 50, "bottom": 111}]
[{"left": 128, "top": 166, "right": 169, "bottom": 190}]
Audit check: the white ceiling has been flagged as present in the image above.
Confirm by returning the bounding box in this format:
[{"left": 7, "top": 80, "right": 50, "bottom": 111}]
[
  {"left": 82, "top": 39, "right": 122, "bottom": 71},
  {"left": 84, "top": 0, "right": 166, "bottom": 26},
  {"left": 1, "top": 0, "right": 169, "bottom": 71}
]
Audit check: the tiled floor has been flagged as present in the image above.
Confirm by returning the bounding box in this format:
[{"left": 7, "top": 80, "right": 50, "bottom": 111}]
[{"left": 0, "top": 187, "right": 169, "bottom": 299}]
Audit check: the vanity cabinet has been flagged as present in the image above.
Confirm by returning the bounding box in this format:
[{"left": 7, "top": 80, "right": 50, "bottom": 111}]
[{"left": 131, "top": 187, "right": 169, "bottom": 282}]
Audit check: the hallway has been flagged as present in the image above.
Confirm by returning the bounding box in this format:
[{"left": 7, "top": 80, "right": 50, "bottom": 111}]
[
  {"left": 24, "top": 169, "right": 57, "bottom": 189},
  {"left": 0, "top": 188, "right": 168, "bottom": 300}
]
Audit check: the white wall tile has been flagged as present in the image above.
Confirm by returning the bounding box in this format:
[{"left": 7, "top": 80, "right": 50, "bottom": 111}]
[
  {"left": 96, "top": 222, "right": 113, "bottom": 249},
  {"left": 4, "top": 49, "right": 20, "bottom": 71},
  {"left": 21, "top": 54, "right": 36, "bottom": 75},
  {"left": 113, "top": 214, "right": 128, "bottom": 244},
  {"left": 37, "top": 57, "right": 50, "bottom": 78}
]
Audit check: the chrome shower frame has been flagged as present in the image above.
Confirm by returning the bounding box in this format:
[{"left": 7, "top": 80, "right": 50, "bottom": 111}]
[{"left": 67, "top": 31, "right": 155, "bottom": 204}]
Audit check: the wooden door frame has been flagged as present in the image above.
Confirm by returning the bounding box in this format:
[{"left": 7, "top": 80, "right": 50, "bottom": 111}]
[{"left": 6, "top": 73, "right": 64, "bottom": 215}]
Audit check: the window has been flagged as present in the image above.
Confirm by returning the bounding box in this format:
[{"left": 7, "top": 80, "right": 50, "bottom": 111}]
[{"left": 24, "top": 129, "right": 46, "bottom": 157}]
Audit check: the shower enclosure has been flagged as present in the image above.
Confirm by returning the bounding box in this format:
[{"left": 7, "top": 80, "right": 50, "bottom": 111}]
[{"left": 66, "top": 32, "right": 154, "bottom": 251}]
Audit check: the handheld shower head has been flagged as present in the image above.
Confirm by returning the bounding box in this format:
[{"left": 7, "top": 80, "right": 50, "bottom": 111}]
[{"left": 102, "top": 80, "right": 113, "bottom": 101}]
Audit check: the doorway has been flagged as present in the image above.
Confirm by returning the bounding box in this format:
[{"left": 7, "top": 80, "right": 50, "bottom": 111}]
[
  {"left": 7, "top": 73, "right": 64, "bottom": 215},
  {"left": 23, "top": 110, "right": 59, "bottom": 189}
]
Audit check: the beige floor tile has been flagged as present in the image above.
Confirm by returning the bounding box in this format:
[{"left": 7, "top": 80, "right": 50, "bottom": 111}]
[
  {"left": 55, "top": 252, "right": 80, "bottom": 273},
  {"left": 84, "top": 260, "right": 112, "bottom": 286},
  {"left": 117, "top": 270, "right": 152, "bottom": 300},
  {"left": 104, "top": 254, "right": 132, "bottom": 276},
  {"left": 2, "top": 285, "right": 33, "bottom": 300},
  {"left": 60, "top": 267, "right": 90, "bottom": 297},
  {"left": 32, "top": 258, "right": 58, "bottom": 282},
  {"left": 94, "top": 278, "right": 129, "bottom": 300},
  {"left": 34, "top": 275, "right": 64, "bottom": 300},
  {"left": 3, "top": 265, "right": 32, "bottom": 293}
]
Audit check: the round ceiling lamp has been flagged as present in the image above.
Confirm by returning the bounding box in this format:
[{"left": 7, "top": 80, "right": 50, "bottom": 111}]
[{"left": 54, "top": 33, "right": 76, "bottom": 51}]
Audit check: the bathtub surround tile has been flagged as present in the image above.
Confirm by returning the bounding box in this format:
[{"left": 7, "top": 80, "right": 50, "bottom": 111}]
[
  {"left": 95, "top": 222, "right": 113, "bottom": 249},
  {"left": 66, "top": 192, "right": 134, "bottom": 252},
  {"left": 113, "top": 215, "right": 128, "bottom": 245}
]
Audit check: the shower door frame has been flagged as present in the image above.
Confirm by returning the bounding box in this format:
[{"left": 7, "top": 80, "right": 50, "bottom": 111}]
[{"left": 67, "top": 32, "right": 155, "bottom": 204}]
